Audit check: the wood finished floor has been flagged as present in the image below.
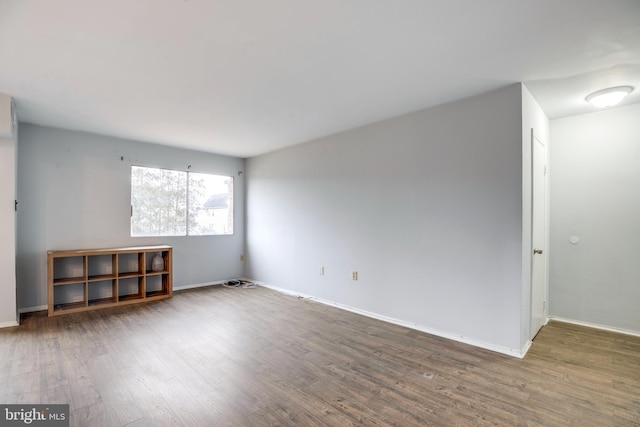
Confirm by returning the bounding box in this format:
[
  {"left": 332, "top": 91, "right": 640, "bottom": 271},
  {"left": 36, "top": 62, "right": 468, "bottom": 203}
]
[{"left": 1, "top": 286, "right": 639, "bottom": 426}]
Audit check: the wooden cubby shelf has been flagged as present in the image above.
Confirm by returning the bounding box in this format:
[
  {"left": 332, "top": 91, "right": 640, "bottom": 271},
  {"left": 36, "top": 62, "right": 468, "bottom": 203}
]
[{"left": 47, "top": 245, "right": 172, "bottom": 316}]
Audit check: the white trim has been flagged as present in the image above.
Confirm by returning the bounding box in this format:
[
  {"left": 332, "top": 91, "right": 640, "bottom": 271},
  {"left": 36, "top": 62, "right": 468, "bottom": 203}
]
[
  {"left": 173, "top": 280, "right": 226, "bottom": 291},
  {"left": 18, "top": 305, "right": 47, "bottom": 314},
  {"left": 253, "top": 280, "right": 527, "bottom": 359},
  {"left": 549, "top": 316, "right": 640, "bottom": 338},
  {"left": 0, "top": 320, "right": 19, "bottom": 328}
]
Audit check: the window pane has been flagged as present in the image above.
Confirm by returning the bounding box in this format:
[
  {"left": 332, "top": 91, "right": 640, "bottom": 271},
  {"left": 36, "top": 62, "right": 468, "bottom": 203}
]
[
  {"left": 131, "top": 166, "right": 187, "bottom": 236},
  {"left": 188, "top": 173, "right": 233, "bottom": 235}
]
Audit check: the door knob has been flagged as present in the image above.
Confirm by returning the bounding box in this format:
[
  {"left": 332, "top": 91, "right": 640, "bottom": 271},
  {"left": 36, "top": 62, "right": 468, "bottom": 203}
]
[{"left": 533, "top": 249, "right": 543, "bottom": 255}]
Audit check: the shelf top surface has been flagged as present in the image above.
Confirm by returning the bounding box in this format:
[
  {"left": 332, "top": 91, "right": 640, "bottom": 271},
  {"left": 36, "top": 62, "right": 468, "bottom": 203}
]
[{"left": 49, "top": 245, "right": 172, "bottom": 256}]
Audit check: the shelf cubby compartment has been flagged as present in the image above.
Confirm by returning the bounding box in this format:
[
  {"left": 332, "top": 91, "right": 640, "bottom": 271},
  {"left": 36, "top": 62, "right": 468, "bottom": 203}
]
[
  {"left": 52, "top": 256, "right": 86, "bottom": 285},
  {"left": 145, "top": 274, "right": 169, "bottom": 298},
  {"left": 118, "top": 276, "right": 145, "bottom": 302},
  {"left": 88, "top": 279, "right": 117, "bottom": 307},
  {"left": 53, "top": 282, "right": 87, "bottom": 313},
  {"left": 88, "top": 254, "right": 116, "bottom": 282},
  {"left": 48, "top": 245, "right": 172, "bottom": 316},
  {"left": 145, "top": 251, "right": 170, "bottom": 275},
  {"left": 118, "top": 252, "right": 144, "bottom": 277}
]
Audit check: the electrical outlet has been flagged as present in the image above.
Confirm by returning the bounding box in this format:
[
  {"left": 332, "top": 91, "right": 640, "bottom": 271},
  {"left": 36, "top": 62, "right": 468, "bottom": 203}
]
[
  {"left": 352, "top": 271, "right": 358, "bottom": 281},
  {"left": 320, "top": 266, "right": 324, "bottom": 275}
]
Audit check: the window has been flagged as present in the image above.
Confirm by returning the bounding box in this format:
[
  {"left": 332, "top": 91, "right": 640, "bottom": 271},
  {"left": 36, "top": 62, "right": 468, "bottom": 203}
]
[
  {"left": 131, "top": 166, "right": 233, "bottom": 236},
  {"left": 187, "top": 172, "right": 234, "bottom": 235}
]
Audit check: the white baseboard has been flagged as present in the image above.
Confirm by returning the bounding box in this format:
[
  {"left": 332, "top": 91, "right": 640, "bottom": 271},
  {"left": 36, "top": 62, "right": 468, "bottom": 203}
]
[
  {"left": 18, "top": 305, "right": 47, "bottom": 314},
  {"left": 252, "top": 280, "right": 527, "bottom": 359},
  {"left": 549, "top": 316, "right": 640, "bottom": 338},
  {"left": 173, "top": 280, "right": 227, "bottom": 291},
  {"left": 0, "top": 320, "right": 19, "bottom": 328},
  {"left": 16, "top": 281, "right": 229, "bottom": 314}
]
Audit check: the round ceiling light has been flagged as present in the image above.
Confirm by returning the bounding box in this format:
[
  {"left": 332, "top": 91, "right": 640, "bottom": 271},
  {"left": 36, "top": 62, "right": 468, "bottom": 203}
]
[{"left": 585, "top": 86, "right": 633, "bottom": 108}]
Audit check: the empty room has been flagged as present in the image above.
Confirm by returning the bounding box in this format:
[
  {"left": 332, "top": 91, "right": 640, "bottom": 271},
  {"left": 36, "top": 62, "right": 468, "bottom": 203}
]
[{"left": 0, "top": 0, "right": 639, "bottom": 425}]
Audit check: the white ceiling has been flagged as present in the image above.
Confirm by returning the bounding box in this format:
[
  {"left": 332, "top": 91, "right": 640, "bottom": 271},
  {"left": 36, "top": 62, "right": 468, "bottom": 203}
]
[{"left": 1, "top": 0, "right": 639, "bottom": 158}]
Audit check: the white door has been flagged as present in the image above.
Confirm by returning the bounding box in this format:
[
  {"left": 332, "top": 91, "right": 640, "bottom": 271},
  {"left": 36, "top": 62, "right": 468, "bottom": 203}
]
[{"left": 531, "top": 130, "right": 547, "bottom": 340}]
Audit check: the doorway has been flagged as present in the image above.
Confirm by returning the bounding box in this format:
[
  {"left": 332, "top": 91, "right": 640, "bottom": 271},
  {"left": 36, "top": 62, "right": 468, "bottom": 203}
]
[{"left": 530, "top": 130, "right": 547, "bottom": 340}]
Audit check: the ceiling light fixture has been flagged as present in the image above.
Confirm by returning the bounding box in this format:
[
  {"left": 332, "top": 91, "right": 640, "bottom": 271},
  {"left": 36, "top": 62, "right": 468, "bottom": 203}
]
[{"left": 585, "top": 86, "right": 633, "bottom": 108}]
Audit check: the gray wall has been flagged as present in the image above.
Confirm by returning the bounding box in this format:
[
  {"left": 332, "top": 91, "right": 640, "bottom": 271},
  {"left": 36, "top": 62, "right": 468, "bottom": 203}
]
[
  {"left": 17, "top": 124, "right": 245, "bottom": 311},
  {"left": 246, "top": 84, "right": 525, "bottom": 354},
  {"left": 549, "top": 103, "right": 640, "bottom": 334}
]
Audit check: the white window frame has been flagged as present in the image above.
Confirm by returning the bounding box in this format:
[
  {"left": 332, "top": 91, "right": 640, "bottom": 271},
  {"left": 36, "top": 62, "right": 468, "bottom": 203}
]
[{"left": 131, "top": 165, "right": 233, "bottom": 237}]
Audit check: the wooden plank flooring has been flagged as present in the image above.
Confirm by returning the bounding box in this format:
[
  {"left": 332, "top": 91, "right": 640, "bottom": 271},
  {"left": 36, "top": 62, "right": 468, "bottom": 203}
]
[{"left": 1, "top": 285, "right": 639, "bottom": 426}]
